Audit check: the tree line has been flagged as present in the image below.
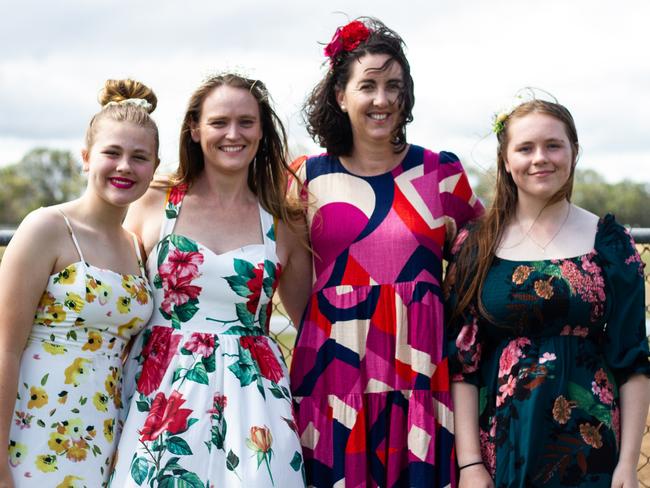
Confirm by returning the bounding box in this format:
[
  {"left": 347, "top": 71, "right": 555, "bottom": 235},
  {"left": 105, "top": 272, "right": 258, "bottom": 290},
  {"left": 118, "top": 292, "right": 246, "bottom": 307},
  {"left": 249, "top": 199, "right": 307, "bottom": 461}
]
[{"left": 1, "top": 148, "right": 649, "bottom": 227}]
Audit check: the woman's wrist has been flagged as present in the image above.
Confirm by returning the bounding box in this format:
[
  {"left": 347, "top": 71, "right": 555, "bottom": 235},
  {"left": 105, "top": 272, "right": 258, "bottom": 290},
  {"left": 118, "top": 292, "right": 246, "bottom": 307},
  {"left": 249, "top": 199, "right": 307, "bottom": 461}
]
[{"left": 459, "top": 460, "right": 484, "bottom": 470}]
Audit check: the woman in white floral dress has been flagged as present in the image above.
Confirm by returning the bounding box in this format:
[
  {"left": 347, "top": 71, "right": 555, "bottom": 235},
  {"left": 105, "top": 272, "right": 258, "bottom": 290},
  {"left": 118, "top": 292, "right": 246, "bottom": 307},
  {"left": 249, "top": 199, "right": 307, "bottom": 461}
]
[
  {"left": 0, "top": 79, "right": 159, "bottom": 488},
  {"left": 110, "top": 74, "right": 311, "bottom": 487}
]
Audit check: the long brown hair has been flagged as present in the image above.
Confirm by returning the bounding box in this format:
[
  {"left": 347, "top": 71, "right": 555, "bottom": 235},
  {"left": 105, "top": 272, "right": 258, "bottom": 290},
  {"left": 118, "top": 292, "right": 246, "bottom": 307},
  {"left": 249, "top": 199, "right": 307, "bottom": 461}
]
[
  {"left": 172, "top": 73, "right": 303, "bottom": 225},
  {"left": 451, "top": 100, "right": 580, "bottom": 321}
]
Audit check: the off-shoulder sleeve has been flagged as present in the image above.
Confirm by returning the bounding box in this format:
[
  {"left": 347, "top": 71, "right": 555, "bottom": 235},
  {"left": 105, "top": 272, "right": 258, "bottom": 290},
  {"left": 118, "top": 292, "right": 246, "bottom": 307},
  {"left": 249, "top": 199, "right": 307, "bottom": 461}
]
[
  {"left": 444, "top": 227, "right": 484, "bottom": 386},
  {"left": 437, "top": 151, "right": 484, "bottom": 261},
  {"left": 596, "top": 214, "right": 650, "bottom": 385}
]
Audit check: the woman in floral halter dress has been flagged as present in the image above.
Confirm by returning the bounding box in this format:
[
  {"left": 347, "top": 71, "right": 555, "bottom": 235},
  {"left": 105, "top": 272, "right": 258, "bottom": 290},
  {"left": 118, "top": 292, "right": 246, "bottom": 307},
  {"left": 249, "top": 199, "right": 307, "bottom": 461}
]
[
  {"left": 0, "top": 79, "right": 159, "bottom": 488},
  {"left": 110, "top": 74, "right": 310, "bottom": 487}
]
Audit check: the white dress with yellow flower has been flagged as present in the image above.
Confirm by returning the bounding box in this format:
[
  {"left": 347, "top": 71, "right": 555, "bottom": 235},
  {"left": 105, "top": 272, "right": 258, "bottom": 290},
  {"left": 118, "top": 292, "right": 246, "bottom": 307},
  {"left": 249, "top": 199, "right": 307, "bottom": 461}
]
[{"left": 8, "top": 213, "right": 153, "bottom": 488}]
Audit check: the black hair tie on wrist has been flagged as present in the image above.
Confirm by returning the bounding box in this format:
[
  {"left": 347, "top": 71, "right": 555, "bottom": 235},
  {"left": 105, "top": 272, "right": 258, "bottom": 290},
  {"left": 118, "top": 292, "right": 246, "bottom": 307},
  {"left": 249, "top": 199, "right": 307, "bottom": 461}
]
[{"left": 459, "top": 460, "right": 484, "bottom": 470}]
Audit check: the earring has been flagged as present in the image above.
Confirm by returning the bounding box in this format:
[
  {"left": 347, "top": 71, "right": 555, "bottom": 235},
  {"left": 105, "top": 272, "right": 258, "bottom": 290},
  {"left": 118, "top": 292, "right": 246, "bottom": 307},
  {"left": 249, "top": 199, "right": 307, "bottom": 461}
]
[{"left": 340, "top": 105, "right": 347, "bottom": 113}]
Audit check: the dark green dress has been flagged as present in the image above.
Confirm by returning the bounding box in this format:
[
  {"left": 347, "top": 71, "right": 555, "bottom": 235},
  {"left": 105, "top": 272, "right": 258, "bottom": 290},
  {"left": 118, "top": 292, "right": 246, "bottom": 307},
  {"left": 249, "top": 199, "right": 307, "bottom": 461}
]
[{"left": 446, "top": 215, "right": 650, "bottom": 487}]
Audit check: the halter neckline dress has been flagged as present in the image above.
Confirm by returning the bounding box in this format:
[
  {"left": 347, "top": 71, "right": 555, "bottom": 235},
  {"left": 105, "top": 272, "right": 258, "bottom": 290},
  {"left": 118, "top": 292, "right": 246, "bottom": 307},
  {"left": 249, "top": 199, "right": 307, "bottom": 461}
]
[{"left": 110, "top": 185, "right": 305, "bottom": 487}]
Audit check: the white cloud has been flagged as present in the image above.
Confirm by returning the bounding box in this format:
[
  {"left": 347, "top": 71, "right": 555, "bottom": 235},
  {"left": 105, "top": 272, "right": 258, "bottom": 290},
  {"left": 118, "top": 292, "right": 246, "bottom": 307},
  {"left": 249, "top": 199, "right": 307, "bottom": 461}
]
[{"left": 0, "top": 0, "right": 648, "bottom": 182}]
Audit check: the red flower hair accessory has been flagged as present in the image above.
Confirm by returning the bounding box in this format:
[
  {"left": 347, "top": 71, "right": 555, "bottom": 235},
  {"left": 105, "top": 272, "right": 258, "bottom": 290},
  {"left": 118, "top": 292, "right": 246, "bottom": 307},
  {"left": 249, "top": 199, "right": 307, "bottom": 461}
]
[{"left": 324, "top": 20, "right": 372, "bottom": 66}]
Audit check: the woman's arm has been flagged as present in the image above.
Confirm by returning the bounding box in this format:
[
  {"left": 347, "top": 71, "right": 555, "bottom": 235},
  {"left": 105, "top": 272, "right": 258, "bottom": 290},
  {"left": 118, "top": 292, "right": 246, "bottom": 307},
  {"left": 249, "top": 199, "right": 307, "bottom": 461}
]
[
  {"left": 611, "top": 373, "right": 650, "bottom": 488},
  {"left": 0, "top": 210, "right": 61, "bottom": 484},
  {"left": 452, "top": 382, "right": 495, "bottom": 488},
  {"left": 276, "top": 220, "right": 312, "bottom": 326}
]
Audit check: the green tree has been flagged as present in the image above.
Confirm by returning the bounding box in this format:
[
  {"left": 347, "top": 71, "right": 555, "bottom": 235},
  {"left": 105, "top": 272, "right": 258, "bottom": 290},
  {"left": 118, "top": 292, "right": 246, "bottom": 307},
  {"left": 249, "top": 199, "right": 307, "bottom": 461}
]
[
  {"left": 0, "top": 148, "right": 85, "bottom": 225},
  {"left": 466, "top": 167, "right": 650, "bottom": 227}
]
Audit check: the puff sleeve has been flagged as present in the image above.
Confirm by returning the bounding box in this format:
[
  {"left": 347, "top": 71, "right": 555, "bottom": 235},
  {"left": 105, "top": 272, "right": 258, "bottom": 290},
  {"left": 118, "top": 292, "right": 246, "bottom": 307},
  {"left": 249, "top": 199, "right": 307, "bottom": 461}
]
[{"left": 597, "top": 214, "right": 650, "bottom": 386}]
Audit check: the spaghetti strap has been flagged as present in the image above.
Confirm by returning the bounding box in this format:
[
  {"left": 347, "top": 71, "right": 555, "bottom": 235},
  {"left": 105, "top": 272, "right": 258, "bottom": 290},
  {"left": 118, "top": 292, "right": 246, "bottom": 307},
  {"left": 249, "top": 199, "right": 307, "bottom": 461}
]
[
  {"left": 57, "top": 209, "right": 86, "bottom": 263},
  {"left": 128, "top": 232, "right": 146, "bottom": 277}
]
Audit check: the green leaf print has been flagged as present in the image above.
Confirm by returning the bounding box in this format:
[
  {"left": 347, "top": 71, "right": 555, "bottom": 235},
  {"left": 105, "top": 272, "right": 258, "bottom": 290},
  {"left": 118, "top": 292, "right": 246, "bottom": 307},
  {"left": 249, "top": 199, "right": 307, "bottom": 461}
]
[
  {"left": 235, "top": 302, "right": 255, "bottom": 327},
  {"left": 157, "top": 238, "right": 170, "bottom": 268},
  {"left": 225, "top": 274, "right": 253, "bottom": 298},
  {"left": 226, "top": 449, "right": 240, "bottom": 470},
  {"left": 269, "top": 385, "right": 284, "bottom": 399},
  {"left": 222, "top": 325, "right": 265, "bottom": 336},
  {"left": 186, "top": 362, "right": 209, "bottom": 385},
  {"left": 177, "top": 471, "right": 204, "bottom": 488},
  {"left": 266, "top": 224, "right": 275, "bottom": 242},
  {"left": 163, "top": 456, "right": 181, "bottom": 471},
  {"left": 136, "top": 393, "right": 151, "bottom": 412},
  {"left": 167, "top": 436, "right": 193, "bottom": 455},
  {"left": 165, "top": 208, "right": 178, "bottom": 219},
  {"left": 202, "top": 350, "right": 216, "bottom": 373},
  {"left": 568, "top": 382, "right": 597, "bottom": 410},
  {"left": 233, "top": 258, "right": 255, "bottom": 278},
  {"left": 170, "top": 234, "right": 199, "bottom": 253},
  {"left": 258, "top": 304, "right": 268, "bottom": 330},
  {"left": 153, "top": 274, "right": 163, "bottom": 290},
  {"left": 158, "top": 476, "right": 174, "bottom": 488},
  {"left": 290, "top": 451, "right": 303, "bottom": 471},
  {"left": 175, "top": 299, "right": 199, "bottom": 323},
  {"left": 228, "top": 346, "right": 257, "bottom": 387},
  {"left": 40, "top": 373, "right": 49, "bottom": 386},
  {"left": 130, "top": 455, "right": 149, "bottom": 485}
]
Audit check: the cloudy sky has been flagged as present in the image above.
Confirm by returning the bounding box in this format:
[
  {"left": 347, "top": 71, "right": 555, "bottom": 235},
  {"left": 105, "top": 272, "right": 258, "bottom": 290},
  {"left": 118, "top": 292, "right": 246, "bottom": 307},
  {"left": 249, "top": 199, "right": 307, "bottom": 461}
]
[{"left": 1, "top": 0, "right": 648, "bottom": 183}]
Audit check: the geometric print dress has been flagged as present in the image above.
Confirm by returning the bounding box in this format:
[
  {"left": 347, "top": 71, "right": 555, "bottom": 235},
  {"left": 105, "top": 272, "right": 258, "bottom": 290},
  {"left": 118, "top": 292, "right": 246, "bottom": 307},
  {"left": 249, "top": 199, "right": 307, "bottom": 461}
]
[
  {"left": 289, "top": 146, "right": 483, "bottom": 488},
  {"left": 110, "top": 185, "right": 305, "bottom": 487},
  {"left": 446, "top": 214, "right": 650, "bottom": 487},
  {"left": 8, "top": 211, "right": 153, "bottom": 488}
]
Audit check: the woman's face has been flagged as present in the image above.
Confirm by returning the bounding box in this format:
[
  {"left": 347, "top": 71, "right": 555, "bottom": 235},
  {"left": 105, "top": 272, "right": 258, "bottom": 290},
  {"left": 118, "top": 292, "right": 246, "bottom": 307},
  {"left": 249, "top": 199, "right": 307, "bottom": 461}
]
[
  {"left": 336, "top": 53, "right": 404, "bottom": 148},
  {"left": 83, "top": 119, "right": 157, "bottom": 208},
  {"left": 191, "top": 85, "right": 263, "bottom": 176},
  {"left": 504, "top": 111, "right": 575, "bottom": 204}
]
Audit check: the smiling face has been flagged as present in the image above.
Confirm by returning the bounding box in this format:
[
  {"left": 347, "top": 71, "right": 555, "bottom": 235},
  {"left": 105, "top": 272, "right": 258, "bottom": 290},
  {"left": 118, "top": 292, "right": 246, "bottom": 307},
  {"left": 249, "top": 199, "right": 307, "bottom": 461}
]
[
  {"left": 336, "top": 53, "right": 404, "bottom": 148},
  {"left": 504, "top": 111, "right": 576, "bottom": 205},
  {"left": 190, "top": 85, "right": 263, "bottom": 176},
  {"left": 83, "top": 119, "right": 157, "bottom": 207}
]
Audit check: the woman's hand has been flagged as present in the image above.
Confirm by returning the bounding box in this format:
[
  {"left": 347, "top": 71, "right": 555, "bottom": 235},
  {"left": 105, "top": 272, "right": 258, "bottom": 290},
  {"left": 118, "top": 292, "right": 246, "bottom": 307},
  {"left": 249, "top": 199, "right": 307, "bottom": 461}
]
[
  {"left": 459, "top": 463, "right": 494, "bottom": 488},
  {"left": 611, "top": 461, "right": 639, "bottom": 488}
]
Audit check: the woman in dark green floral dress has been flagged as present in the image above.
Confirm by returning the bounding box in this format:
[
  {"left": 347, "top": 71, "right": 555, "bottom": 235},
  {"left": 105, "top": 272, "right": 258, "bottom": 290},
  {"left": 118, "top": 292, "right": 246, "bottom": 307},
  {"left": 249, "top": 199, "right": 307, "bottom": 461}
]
[{"left": 445, "top": 99, "right": 650, "bottom": 488}]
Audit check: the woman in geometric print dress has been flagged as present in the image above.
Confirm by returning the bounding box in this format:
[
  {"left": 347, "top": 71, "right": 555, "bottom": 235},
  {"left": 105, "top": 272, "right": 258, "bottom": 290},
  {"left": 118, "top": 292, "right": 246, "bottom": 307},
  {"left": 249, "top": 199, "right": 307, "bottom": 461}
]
[
  {"left": 0, "top": 79, "right": 158, "bottom": 487},
  {"left": 110, "top": 73, "right": 310, "bottom": 487},
  {"left": 445, "top": 98, "right": 650, "bottom": 488},
  {"left": 289, "top": 18, "right": 483, "bottom": 488}
]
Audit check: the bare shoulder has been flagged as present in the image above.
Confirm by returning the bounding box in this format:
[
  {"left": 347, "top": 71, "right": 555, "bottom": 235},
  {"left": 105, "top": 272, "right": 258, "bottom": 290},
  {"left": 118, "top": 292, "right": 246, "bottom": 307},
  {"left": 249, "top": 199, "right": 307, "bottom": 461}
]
[
  {"left": 1, "top": 206, "right": 68, "bottom": 272},
  {"left": 571, "top": 205, "right": 599, "bottom": 230}
]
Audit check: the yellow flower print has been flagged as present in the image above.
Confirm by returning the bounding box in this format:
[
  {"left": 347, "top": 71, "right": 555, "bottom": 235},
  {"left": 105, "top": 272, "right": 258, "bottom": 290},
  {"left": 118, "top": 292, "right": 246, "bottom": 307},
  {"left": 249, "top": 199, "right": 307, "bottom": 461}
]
[
  {"left": 8, "top": 440, "right": 27, "bottom": 467},
  {"left": 81, "top": 331, "right": 103, "bottom": 352},
  {"left": 61, "top": 418, "right": 84, "bottom": 441},
  {"left": 58, "top": 390, "right": 68, "bottom": 404},
  {"left": 63, "top": 292, "right": 84, "bottom": 313},
  {"left": 40, "top": 303, "right": 67, "bottom": 326},
  {"left": 43, "top": 341, "right": 67, "bottom": 355},
  {"left": 93, "top": 392, "right": 109, "bottom": 412},
  {"left": 135, "top": 283, "right": 150, "bottom": 305},
  {"left": 103, "top": 418, "right": 114, "bottom": 442},
  {"left": 118, "top": 317, "right": 144, "bottom": 338},
  {"left": 36, "top": 291, "right": 56, "bottom": 313},
  {"left": 66, "top": 439, "right": 88, "bottom": 462},
  {"left": 121, "top": 275, "right": 137, "bottom": 296},
  {"left": 117, "top": 295, "right": 131, "bottom": 313},
  {"left": 95, "top": 281, "right": 113, "bottom": 305},
  {"left": 47, "top": 431, "right": 70, "bottom": 454},
  {"left": 85, "top": 276, "right": 98, "bottom": 303},
  {"left": 86, "top": 277, "right": 112, "bottom": 305},
  {"left": 64, "top": 358, "right": 91, "bottom": 386},
  {"left": 53, "top": 264, "right": 77, "bottom": 285},
  {"left": 27, "top": 386, "right": 48, "bottom": 409},
  {"left": 56, "top": 476, "right": 84, "bottom": 488},
  {"left": 35, "top": 453, "right": 58, "bottom": 472}
]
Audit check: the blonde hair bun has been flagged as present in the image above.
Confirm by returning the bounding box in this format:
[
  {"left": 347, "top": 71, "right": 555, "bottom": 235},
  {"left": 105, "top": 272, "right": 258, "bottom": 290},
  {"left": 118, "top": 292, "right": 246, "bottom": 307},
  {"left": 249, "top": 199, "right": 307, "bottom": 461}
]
[{"left": 98, "top": 79, "right": 157, "bottom": 114}]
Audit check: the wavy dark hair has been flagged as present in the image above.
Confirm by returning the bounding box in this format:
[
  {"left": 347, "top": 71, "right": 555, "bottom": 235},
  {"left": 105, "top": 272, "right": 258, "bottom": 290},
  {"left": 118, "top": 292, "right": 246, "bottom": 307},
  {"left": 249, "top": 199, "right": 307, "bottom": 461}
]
[
  {"left": 171, "top": 73, "right": 303, "bottom": 225},
  {"left": 304, "top": 17, "right": 414, "bottom": 156},
  {"left": 451, "top": 100, "right": 580, "bottom": 323}
]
